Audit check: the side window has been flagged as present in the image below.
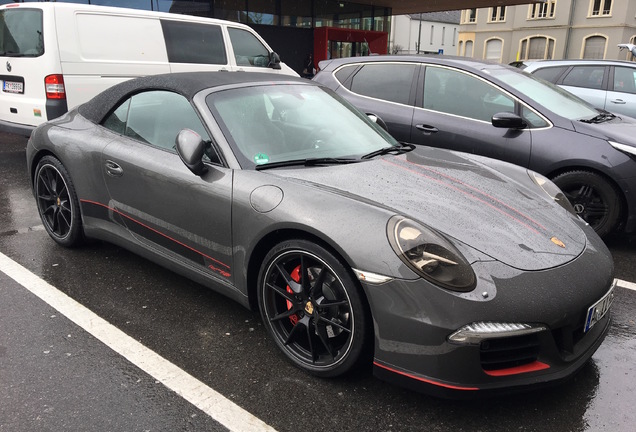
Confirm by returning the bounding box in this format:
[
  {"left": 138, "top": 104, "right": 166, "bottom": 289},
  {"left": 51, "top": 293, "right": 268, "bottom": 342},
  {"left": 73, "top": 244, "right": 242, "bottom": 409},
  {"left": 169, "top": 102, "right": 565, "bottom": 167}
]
[
  {"left": 227, "top": 27, "right": 270, "bottom": 67},
  {"left": 161, "top": 20, "right": 227, "bottom": 65},
  {"left": 102, "top": 100, "right": 130, "bottom": 135},
  {"left": 423, "top": 67, "right": 515, "bottom": 122},
  {"left": 532, "top": 66, "right": 569, "bottom": 84},
  {"left": 334, "top": 65, "right": 358, "bottom": 85},
  {"left": 613, "top": 67, "right": 636, "bottom": 94},
  {"left": 561, "top": 66, "right": 605, "bottom": 90},
  {"left": 349, "top": 63, "right": 416, "bottom": 105},
  {"left": 521, "top": 105, "right": 549, "bottom": 128}
]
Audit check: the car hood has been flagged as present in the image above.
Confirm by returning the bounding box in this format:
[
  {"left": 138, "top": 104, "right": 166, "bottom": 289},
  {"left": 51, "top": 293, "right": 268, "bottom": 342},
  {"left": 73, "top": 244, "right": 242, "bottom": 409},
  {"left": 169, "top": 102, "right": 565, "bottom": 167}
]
[
  {"left": 273, "top": 148, "right": 587, "bottom": 271},
  {"left": 573, "top": 115, "right": 636, "bottom": 146}
]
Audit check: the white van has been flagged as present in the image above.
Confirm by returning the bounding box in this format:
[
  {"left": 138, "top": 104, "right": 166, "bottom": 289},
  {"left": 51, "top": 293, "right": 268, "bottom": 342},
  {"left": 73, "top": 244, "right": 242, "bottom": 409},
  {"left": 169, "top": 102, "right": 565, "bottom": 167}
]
[{"left": 0, "top": 3, "right": 297, "bottom": 136}]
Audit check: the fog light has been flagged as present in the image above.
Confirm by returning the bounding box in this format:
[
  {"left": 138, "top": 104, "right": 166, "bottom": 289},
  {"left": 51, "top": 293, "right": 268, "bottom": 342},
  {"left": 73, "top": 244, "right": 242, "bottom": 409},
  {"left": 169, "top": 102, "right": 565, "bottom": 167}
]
[{"left": 448, "top": 322, "right": 547, "bottom": 345}]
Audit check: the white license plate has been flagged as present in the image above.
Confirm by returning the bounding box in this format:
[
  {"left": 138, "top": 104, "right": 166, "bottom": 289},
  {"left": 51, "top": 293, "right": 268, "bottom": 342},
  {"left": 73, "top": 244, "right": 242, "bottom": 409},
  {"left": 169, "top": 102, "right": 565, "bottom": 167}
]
[
  {"left": 584, "top": 282, "right": 615, "bottom": 333},
  {"left": 3, "top": 80, "right": 23, "bottom": 94}
]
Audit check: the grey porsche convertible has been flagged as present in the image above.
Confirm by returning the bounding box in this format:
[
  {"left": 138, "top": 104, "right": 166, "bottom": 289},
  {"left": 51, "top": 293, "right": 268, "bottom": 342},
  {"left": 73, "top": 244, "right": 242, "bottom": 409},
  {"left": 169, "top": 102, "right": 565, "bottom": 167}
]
[{"left": 26, "top": 72, "right": 615, "bottom": 397}]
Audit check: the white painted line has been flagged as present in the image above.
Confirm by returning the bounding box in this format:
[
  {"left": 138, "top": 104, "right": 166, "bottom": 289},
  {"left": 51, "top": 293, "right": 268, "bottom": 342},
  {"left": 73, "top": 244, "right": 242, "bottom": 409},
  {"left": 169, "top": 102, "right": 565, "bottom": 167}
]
[
  {"left": 0, "top": 252, "right": 276, "bottom": 432},
  {"left": 617, "top": 278, "right": 636, "bottom": 292}
]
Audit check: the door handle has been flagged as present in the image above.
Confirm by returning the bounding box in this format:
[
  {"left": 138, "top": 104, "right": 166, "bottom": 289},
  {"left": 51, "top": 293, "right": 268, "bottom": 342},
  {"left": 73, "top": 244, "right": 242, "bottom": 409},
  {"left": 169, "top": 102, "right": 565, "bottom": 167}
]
[
  {"left": 105, "top": 160, "right": 123, "bottom": 177},
  {"left": 610, "top": 99, "right": 626, "bottom": 104},
  {"left": 415, "top": 124, "right": 439, "bottom": 133}
]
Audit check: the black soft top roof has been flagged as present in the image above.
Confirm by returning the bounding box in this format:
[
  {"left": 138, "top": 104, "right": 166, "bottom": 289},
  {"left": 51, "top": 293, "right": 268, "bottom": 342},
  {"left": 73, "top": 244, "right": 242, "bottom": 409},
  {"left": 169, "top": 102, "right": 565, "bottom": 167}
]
[{"left": 78, "top": 71, "right": 307, "bottom": 124}]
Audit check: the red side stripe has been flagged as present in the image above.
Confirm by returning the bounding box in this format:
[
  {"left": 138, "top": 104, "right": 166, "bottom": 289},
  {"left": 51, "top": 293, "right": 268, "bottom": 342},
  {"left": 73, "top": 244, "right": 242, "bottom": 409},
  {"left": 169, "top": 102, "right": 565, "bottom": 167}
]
[{"left": 80, "top": 199, "right": 230, "bottom": 270}]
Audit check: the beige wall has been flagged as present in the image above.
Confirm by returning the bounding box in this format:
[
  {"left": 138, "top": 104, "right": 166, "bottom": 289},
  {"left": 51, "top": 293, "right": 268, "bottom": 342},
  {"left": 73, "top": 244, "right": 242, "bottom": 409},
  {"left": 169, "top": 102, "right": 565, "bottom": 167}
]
[{"left": 458, "top": 0, "right": 636, "bottom": 63}]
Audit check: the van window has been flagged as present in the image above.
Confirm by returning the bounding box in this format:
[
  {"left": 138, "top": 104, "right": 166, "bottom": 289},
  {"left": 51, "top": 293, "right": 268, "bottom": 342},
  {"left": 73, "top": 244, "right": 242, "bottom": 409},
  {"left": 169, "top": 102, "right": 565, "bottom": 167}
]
[
  {"left": 161, "top": 20, "right": 227, "bottom": 65},
  {"left": 0, "top": 8, "right": 44, "bottom": 57},
  {"left": 227, "top": 27, "right": 271, "bottom": 67}
]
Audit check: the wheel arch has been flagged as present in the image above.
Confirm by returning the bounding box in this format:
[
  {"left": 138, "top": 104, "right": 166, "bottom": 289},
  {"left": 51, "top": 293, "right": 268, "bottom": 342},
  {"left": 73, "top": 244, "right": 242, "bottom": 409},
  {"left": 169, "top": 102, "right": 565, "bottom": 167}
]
[
  {"left": 29, "top": 149, "right": 58, "bottom": 188},
  {"left": 546, "top": 164, "right": 627, "bottom": 231},
  {"left": 245, "top": 228, "right": 364, "bottom": 312}
]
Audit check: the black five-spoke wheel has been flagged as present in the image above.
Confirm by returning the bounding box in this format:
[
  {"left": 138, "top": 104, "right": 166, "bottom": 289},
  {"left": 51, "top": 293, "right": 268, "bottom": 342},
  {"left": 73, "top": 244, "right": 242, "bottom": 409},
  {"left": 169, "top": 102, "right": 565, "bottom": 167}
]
[
  {"left": 258, "top": 240, "right": 370, "bottom": 377},
  {"left": 552, "top": 170, "right": 621, "bottom": 238},
  {"left": 34, "top": 156, "right": 84, "bottom": 247}
]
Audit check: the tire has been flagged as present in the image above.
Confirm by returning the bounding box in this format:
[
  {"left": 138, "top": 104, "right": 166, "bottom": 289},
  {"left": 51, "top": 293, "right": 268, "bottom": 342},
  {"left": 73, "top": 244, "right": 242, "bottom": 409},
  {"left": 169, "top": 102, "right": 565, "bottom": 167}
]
[
  {"left": 34, "top": 156, "right": 84, "bottom": 247},
  {"left": 551, "top": 170, "right": 621, "bottom": 238},
  {"left": 257, "top": 239, "right": 371, "bottom": 378}
]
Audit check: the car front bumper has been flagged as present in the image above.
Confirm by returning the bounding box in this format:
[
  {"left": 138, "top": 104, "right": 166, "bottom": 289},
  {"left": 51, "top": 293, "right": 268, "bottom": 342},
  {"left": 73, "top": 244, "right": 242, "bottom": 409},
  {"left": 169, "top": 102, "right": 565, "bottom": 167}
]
[{"left": 361, "top": 234, "right": 615, "bottom": 397}]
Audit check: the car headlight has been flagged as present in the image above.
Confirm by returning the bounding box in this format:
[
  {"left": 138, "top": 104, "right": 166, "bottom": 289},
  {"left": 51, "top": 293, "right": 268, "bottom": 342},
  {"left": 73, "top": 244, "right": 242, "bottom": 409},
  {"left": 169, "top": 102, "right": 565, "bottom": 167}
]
[
  {"left": 528, "top": 171, "right": 576, "bottom": 215},
  {"left": 387, "top": 216, "right": 476, "bottom": 292}
]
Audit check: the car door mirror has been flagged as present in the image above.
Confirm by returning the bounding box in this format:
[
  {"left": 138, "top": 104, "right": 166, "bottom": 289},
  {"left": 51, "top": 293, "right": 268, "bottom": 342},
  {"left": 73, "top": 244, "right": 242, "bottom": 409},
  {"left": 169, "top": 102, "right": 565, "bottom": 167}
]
[
  {"left": 176, "top": 129, "right": 208, "bottom": 176},
  {"left": 492, "top": 112, "right": 527, "bottom": 130},
  {"left": 268, "top": 52, "right": 282, "bottom": 70},
  {"left": 366, "top": 113, "right": 389, "bottom": 132}
]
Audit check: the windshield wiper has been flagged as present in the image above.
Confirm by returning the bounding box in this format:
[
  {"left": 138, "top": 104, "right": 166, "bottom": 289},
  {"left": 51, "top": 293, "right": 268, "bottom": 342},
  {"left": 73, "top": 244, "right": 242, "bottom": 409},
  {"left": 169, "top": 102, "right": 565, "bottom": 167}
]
[
  {"left": 255, "top": 157, "right": 360, "bottom": 171},
  {"left": 580, "top": 110, "right": 616, "bottom": 124},
  {"left": 361, "top": 142, "right": 415, "bottom": 160}
]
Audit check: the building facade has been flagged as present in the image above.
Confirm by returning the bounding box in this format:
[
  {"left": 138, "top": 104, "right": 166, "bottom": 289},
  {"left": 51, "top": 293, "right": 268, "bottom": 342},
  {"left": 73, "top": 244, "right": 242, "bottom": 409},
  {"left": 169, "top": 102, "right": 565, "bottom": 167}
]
[
  {"left": 390, "top": 11, "right": 461, "bottom": 55},
  {"left": 458, "top": 0, "right": 636, "bottom": 63}
]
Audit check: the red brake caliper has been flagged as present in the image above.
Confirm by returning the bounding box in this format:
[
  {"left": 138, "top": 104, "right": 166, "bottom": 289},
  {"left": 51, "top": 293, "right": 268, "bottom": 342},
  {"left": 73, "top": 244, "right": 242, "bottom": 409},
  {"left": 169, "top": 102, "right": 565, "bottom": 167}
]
[{"left": 286, "top": 265, "right": 301, "bottom": 326}]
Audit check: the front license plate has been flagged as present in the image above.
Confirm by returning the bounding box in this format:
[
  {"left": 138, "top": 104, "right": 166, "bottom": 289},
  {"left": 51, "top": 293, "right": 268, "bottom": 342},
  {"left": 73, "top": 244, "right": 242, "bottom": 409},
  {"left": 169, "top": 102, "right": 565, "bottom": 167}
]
[
  {"left": 3, "top": 80, "right": 23, "bottom": 94},
  {"left": 584, "top": 282, "right": 616, "bottom": 333}
]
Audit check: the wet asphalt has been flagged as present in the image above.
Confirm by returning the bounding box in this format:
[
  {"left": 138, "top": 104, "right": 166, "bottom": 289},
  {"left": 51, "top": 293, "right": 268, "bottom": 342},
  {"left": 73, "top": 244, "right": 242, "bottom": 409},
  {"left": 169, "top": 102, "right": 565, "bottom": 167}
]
[{"left": 1, "top": 131, "right": 635, "bottom": 431}]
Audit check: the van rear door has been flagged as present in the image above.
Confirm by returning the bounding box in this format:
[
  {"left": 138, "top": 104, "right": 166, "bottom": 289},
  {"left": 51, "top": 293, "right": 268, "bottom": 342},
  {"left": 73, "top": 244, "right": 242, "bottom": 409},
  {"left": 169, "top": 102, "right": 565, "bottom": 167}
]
[{"left": 0, "top": 5, "right": 63, "bottom": 135}]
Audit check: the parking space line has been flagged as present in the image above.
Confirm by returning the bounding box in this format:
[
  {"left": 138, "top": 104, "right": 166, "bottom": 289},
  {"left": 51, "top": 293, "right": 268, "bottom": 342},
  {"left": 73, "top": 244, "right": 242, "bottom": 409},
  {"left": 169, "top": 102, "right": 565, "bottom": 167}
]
[
  {"left": 617, "top": 278, "right": 636, "bottom": 292},
  {"left": 0, "top": 252, "right": 276, "bottom": 432}
]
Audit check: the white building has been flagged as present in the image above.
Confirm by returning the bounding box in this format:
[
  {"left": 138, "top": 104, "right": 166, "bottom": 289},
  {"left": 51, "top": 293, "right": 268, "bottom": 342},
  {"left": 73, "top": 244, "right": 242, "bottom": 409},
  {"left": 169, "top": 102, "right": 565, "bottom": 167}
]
[{"left": 390, "top": 11, "right": 461, "bottom": 55}]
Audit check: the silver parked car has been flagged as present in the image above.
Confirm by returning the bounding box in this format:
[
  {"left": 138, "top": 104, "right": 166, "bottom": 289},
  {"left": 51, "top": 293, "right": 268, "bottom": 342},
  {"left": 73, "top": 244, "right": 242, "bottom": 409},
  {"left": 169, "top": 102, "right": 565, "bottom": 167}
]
[{"left": 516, "top": 59, "right": 636, "bottom": 119}]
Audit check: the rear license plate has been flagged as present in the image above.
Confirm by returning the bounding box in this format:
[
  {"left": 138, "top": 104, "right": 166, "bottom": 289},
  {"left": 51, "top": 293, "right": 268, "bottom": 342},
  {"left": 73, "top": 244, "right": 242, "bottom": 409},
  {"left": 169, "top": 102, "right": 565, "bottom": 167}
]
[
  {"left": 584, "top": 281, "right": 615, "bottom": 333},
  {"left": 3, "top": 80, "right": 23, "bottom": 94}
]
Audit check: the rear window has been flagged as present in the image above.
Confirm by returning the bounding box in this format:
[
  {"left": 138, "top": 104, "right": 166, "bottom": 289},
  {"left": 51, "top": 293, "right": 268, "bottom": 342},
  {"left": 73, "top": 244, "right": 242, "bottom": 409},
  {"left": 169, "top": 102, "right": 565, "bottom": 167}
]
[
  {"left": 350, "top": 63, "right": 417, "bottom": 105},
  {"left": 161, "top": 20, "right": 227, "bottom": 65},
  {"left": 561, "top": 66, "right": 606, "bottom": 90},
  {"left": 531, "top": 66, "right": 568, "bottom": 84},
  {"left": 0, "top": 8, "right": 44, "bottom": 57}
]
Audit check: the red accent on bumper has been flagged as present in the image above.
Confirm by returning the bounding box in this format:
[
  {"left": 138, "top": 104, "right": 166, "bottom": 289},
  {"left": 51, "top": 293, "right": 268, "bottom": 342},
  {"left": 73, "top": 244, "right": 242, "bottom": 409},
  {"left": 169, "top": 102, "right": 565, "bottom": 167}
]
[
  {"left": 483, "top": 361, "right": 550, "bottom": 377},
  {"left": 373, "top": 362, "right": 480, "bottom": 391}
]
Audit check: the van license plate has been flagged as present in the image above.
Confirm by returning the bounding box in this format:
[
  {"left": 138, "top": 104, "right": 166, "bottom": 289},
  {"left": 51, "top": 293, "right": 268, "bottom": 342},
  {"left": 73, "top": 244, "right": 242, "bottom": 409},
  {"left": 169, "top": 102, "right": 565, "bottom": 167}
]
[
  {"left": 3, "top": 81, "right": 24, "bottom": 94},
  {"left": 584, "top": 282, "right": 615, "bottom": 333}
]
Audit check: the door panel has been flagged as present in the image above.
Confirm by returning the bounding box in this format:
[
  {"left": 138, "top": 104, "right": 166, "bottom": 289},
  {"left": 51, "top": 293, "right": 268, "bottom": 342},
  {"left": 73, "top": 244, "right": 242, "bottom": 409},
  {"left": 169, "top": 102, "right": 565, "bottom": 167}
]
[
  {"left": 608, "top": 66, "right": 636, "bottom": 118},
  {"left": 101, "top": 138, "right": 234, "bottom": 283},
  {"left": 338, "top": 62, "right": 418, "bottom": 142},
  {"left": 413, "top": 65, "right": 532, "bottom": 168}
]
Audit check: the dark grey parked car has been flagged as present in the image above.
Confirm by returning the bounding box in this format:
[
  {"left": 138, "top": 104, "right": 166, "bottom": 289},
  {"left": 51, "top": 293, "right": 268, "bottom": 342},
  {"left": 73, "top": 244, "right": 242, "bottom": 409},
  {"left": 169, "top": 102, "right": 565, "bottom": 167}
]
[
  {"left": 314, "top": 55, "right": 636, "bottom": 238},
  {"left": 27, "top": 72, "right": 614, "bottom": 397}
]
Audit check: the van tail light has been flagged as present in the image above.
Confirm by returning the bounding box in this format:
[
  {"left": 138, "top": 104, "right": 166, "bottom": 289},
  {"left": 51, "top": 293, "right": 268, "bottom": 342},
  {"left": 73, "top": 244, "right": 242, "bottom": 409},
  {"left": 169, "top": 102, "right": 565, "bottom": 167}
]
[{"left": 45, "top": 75, "right": 66, "bottom": 99}]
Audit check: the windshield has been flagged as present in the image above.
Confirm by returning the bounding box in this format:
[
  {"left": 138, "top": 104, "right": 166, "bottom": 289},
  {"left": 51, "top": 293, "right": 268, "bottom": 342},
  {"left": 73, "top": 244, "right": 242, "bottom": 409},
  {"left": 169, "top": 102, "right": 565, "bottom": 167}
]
[
  {"left": 489, "top": 67, "right": 599, "bottom": 121},
  {"left": 206, "top": 84, "right": 398, "bottom": 168},
  {"left": 0, "top": 8, "right": 44, "bottom": 57}
]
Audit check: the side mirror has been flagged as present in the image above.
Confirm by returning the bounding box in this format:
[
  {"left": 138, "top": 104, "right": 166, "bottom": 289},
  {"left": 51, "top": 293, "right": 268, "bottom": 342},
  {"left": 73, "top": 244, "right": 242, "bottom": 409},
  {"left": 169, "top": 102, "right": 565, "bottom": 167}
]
[
  {"left": 366, "top": 113, "right": 389, "bottom": 132},
  {"left": 268, "top": 52, "right": 282, "bottom": 70},
  {"left": 176, "top": 129, "right": 208, "bottom": 176},
  {"left": 492, "top": 112, "right": 527, "bottom": 129}
]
